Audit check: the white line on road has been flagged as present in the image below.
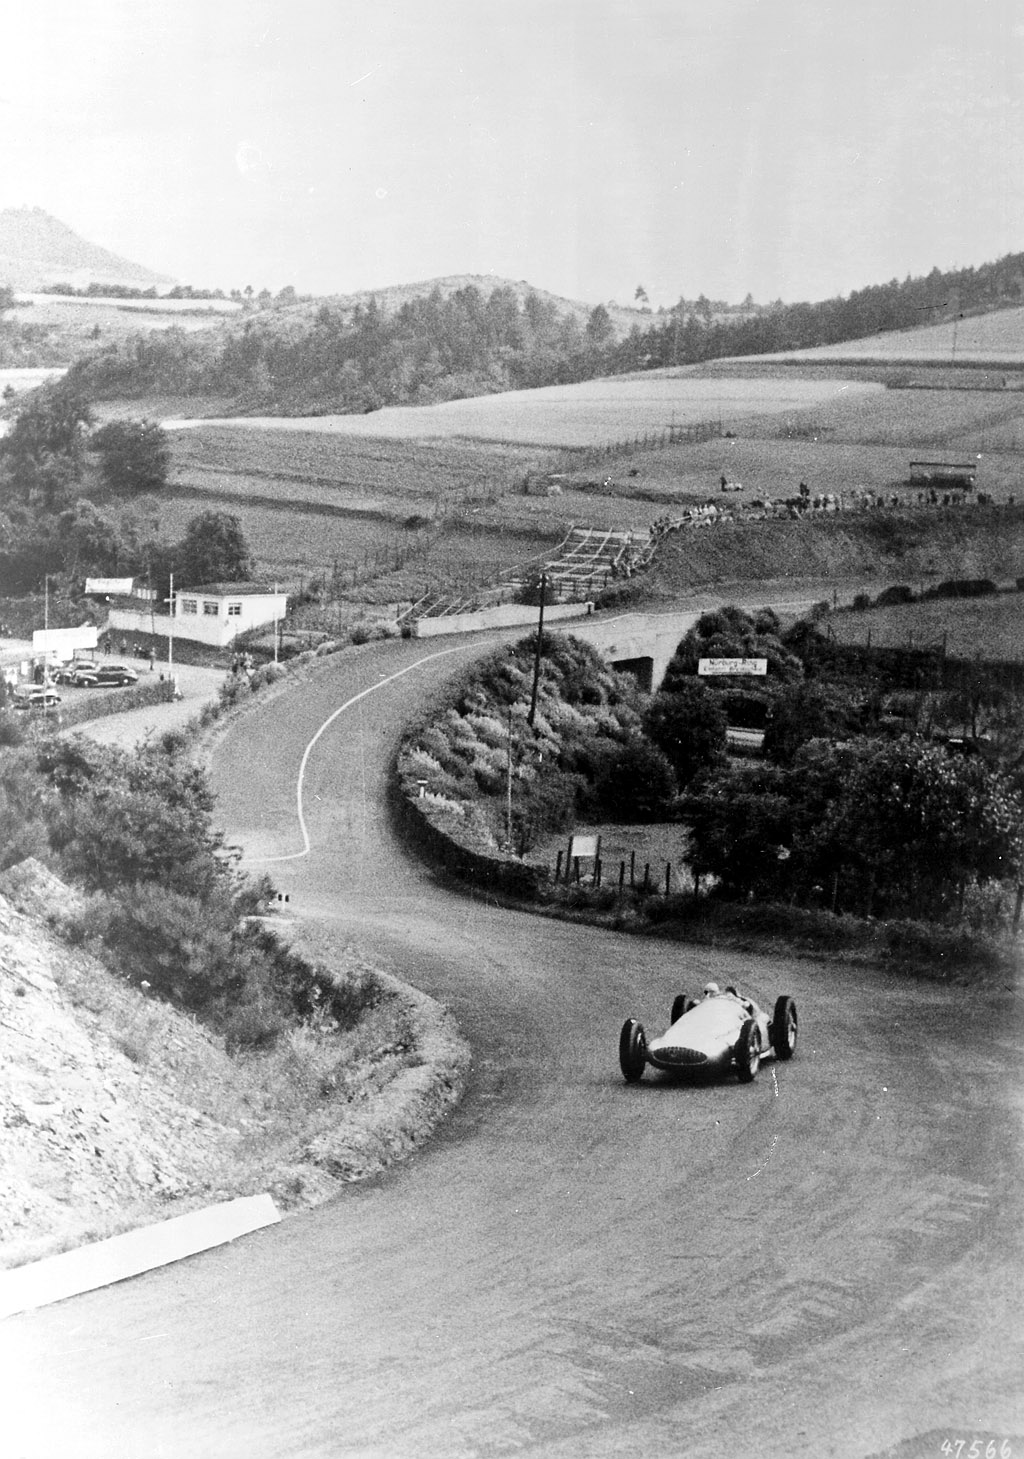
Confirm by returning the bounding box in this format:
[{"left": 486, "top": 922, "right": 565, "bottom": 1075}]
[{"left": 249, "top": 644, "right": 472, "bottom": 864}]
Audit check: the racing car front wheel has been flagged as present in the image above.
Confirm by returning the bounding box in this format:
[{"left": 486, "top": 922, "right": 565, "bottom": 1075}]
[
  {"left": 670, "top": 994, "right": 695, "bottom": 1024},
  {"left": 619, "top": 1019, "right": 647, "bottom": 1083},
  {"left": 771, "top": 996, "right": 798, "bottom": 1060},
  {"left": 735, "top": 1018, "right": 761, "bottom": 1082}
]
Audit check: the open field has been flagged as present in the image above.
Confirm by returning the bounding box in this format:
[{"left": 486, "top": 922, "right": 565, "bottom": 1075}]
[
  {"left": 147, "top": 368, "right": 1024, "bottom": 607},
  {"left": 745, "top": 303, "right": 1024, "bottom": 365},
  {"left": 164, "top": 374, "right": 883, "bottom": 448},
  {"left": 827, "top": 589, "right": 1024, "bottom": 661},
  {"left": 170, "top": 427, "right": 533, "bottom": 511},
  {"left": 9, "top": 293, "right": 241, "bottom": 334}
]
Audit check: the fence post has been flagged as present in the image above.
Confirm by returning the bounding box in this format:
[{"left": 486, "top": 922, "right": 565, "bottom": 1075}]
[
  {"left": 630, "top": 850, "right": 636, "bottom": 887},
  {"left": 1014, "top": 884, "right": 1023, "bottom": 933},
  {"left": 595, "top": 858, "right": 602, "bottom": 888},
  {"left": 665, "top": 863, "right": 671, "bottom": 897},
  {"left": 619, "top": 861, "right": 625, "bottom": 892},
  {"left": 573, "top": 856, "right": 580, "bottom": 883},
  {"left": 555, "top": 850, "right": 563, "bottom": 882}
]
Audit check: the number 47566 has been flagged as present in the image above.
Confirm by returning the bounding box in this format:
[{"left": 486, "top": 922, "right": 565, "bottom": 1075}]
[{"left": 941, "top": 1442, "right": 1012, "bottom": 1459}]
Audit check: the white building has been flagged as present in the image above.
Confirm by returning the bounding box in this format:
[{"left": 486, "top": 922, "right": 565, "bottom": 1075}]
[{"left": 108, "top": 582, "right": 288, "bottom": 649}]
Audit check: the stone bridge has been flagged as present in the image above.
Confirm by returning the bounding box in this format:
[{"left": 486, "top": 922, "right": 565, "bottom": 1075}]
[{"left": 567, "top": 610, "right": 701, "bottom": 692}]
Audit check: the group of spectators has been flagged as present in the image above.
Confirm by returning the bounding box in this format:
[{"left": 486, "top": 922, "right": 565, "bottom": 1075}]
[{"left": 645, "top": 477, "right": 1014, "bottom": 544}]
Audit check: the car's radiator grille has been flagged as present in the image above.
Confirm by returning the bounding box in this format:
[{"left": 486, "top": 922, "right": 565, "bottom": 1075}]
[{"left": 653, "top": 1046, "right": 708, "bottom": 1067}]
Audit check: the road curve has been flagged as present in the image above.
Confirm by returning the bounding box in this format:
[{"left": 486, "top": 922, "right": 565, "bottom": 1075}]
[{"left": 4, "top": 634, "right": 1023, "bottom": 1459}]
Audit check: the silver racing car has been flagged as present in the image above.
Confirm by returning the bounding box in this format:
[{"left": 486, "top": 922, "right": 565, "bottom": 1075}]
[{"left": 619, "top": 981, "right": 798, "bottom": 1084}]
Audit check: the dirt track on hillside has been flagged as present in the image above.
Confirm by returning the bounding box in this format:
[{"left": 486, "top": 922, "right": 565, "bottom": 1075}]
[{"left": 3, "top": 635, "right": 1022, "bottom": 1458}]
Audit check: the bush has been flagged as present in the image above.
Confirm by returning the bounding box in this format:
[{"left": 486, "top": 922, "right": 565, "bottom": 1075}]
[
  {"left": 643, "top": 681, "right": 727, "bottom": 786},
  {"left": 875, "top": 584, "right": 914, "bottom": 606},
  {"left": 852, "top": 593, "right": 872, "bottom": 611},
  {"left": 76, "top": 883, "right": 239, "bottom": 1009},
  {"left": 590, "top": 738, "right": 677, "bottom": 821},
  {"left": 928, "top": 578, "right": 998, "bottom": 600}
]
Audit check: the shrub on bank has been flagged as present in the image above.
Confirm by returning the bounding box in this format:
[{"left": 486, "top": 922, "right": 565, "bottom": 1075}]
[{"left": 396, "top": 632, "right": 643, "bottom": 855}]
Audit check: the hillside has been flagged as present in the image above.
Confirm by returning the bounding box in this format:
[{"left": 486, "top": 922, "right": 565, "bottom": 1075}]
[
  {"left": 304, "top": 273, "right": 648, "bottom": 339},
  {"left": 0, "top": 208, "right": 173, "bottom": 291},
  {"left": 744, "top": 304, "right": 1024, "bottom": 367},
  {"left": 0, "top": 858, "right": 468, "bottom": 1273}
]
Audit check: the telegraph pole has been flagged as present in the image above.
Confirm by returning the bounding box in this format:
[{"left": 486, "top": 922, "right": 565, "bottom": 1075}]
[
  {"left": 505, "top": 704, "right": 514, "bottom": 851},
  {"left": 165, "top": 572, "right": 175, "bottom": 676},
  {"left": 527, "top": 572, "right": 547, "bottom": 728}
]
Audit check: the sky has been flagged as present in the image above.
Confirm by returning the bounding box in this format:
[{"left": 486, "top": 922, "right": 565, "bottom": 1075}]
[{"left": 2, "top": 0, "right": 1023, "bottom": 307}]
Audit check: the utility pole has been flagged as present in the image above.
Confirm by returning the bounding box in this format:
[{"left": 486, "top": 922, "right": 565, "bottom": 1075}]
[
  {"left": 527, "top": 572, "right": 547, "bottom": 728},
  {"left": 165, "top": 571, "right": 175, "bottom": 677},
  {"left": 505, "top": 704, "right": 514, "bottom": 851}
]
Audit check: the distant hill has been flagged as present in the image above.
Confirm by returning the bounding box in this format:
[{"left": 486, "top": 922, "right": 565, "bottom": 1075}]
[
  {"left": 307, "top": 274, "right": 649, "bottom": 340},
  {"left": 0, "top": 208, "right": 173, "bottom": 291}
]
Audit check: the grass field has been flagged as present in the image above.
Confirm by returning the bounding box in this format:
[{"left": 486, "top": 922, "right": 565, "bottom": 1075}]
[
  {"left": 165, "top": 374, "right": 882, "bottom": 449},
  {"left": 826, "top": 589, "right": 1024, "bottom": 662},
  {"left": 753, "top": 303, "right": 1024, "bottom": 365},
  {"left": 147, "top": 366, "right": 1024, "bottom": 613}
]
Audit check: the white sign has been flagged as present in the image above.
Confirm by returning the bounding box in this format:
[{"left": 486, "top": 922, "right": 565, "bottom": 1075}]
[
  {"left": 569, "top": 834, "right": 600, "bottom": 859},
  {"left": 698, "top": 657, "right": 768, "bottom": 677},
  {"left": 32, "top": 624, "right": 98, "bottom": 657},
  {"left": 85, "top": 577, "right": 134, "bottom": 596}
]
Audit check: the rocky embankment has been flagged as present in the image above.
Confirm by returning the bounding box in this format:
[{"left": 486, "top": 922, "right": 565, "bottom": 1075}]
[{"left": 0, "top": 859, "right": 469, "bottom": 1273}]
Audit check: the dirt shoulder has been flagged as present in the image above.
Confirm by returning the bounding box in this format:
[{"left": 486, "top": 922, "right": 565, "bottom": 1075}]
[{"left": 0, "top": 858, "right": 470, "bottom": 1272}]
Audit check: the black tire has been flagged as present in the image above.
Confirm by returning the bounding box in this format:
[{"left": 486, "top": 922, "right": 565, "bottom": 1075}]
[
  {"left": 735, "top": 1018, "right": 761, "bottom": 1082},
  {"left": 670, "top": 994, "right": 691, "bottom": 1025},
  {"left": 619, "top": 1018, "right": 647, "bottom": 1083},
  {"left": 771, "top": 996, "right": 798, "bottom": 1060}
]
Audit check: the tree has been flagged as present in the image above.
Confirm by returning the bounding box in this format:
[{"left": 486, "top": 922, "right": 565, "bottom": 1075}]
[
  {"left": 762, "top": 681, "right": 859, "bottom": 765},
  {"left": 172, "top": 511, "right": 253, "bottom": 587},
  {"left": 682, "top": 763, "right": 793, "bottom": 897},
  {"left": 810, "top": 737, "right": 1023, "bottom": 919},
  {"left": 585, "top": 304, "right": 614, "bottom": 349},
  {"left": 1, "top": 381, "right": 93, "bottom": 507},
  {"left": 634, "top": 284, "right": 649, "bottom": 307},
  {"left": 591, "top": 738, "right": 677, "bottom": 821},
  {"left": 91, "top": 419, "right": 170, "bottom": 495},
  {"left": 643, "top": 681, "right": 727, "bottom": 787},
  {"left": 661, "top": 606, "right": 804, "bottom": 692}
]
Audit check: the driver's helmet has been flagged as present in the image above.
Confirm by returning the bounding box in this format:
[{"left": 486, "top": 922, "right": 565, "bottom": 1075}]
[{"left": 702, "top": 981, "right": 720, "bottom": 998}]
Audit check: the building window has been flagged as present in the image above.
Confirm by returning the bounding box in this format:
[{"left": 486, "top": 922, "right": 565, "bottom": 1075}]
[
  {"left": 227, "top": 602, "right": 242, "bottom": 617},
  {"left": 181, "top": 598, "right": 198, "bottom": 615},
  {"left": 203, "top": 601, "right": 219, "bottom": 616}
]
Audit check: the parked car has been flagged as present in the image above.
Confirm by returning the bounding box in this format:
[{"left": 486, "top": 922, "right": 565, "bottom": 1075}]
[
  {"left": 73, "top": 663, "right": 139, "bottom": 688},
  {"left": 12, "top": 687, "right": 62, "bottom": 711},
  {"left": 53, "top": 659, "right": 99, "bottom": 685}
]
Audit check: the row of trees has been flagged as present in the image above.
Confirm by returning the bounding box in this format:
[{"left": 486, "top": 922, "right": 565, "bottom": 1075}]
[
  {"left": 55, "top": 248, "right": 1024, "bottom": 415},
  {"left": 63, "top": 285, "right": 620, "bottom": 411}
]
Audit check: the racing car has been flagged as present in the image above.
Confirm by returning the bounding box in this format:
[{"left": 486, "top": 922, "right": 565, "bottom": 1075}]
[{"left": 618, "top": 981, "right": 797, "bottom": 1084}]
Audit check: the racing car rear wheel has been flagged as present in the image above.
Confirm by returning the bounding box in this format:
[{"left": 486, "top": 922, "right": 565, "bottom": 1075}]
[
  {"left": 735, "top": 1018, "right": 761, "bottom": 1082},
  {"left": 670, "top": 994, "right": 695, "bottom": 1024},
  {"left": 619, "top": 1019, "right": 647, "bottom": 1083},
  {"left": 771, "top": 996, "right": 798, "bottom": 1060}
]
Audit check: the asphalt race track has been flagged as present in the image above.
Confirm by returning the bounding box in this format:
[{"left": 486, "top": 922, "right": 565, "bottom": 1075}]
[{"left": 4, "top": 635, "right": 1023, "bottom": 1458}]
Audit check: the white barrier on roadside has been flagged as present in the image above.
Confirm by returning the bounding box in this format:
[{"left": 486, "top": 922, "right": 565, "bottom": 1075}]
[
  {"left": 0, "top": 1193, "right": 280, "bottom": 1319},
  {"left": 412, "top": 601, "right": 591, "bottom": 637}
]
